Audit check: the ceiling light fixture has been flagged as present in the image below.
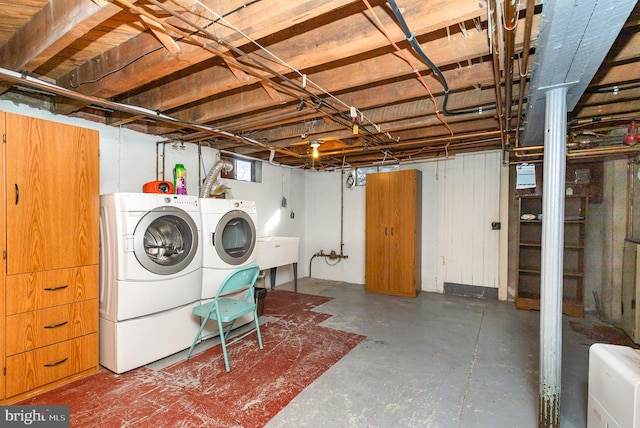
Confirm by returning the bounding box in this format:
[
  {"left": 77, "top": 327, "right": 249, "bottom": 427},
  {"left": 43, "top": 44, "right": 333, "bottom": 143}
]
[{"left": 310, "top": 140, "right": 321, "bottom": 158}]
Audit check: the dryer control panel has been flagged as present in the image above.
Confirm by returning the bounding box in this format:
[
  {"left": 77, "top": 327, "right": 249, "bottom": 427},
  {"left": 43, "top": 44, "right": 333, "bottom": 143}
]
[
  {"left": 161, "top": 195, "right": 199, "bottom": 210},
  {"left": 233, "top": 200, "right": 256, "bottom": 212}
]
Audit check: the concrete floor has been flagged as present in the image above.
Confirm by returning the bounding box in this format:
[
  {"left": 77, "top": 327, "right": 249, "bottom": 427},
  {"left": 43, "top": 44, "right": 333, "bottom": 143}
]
[{"left": 266, "top": 278, "right": 598, "bottom": 428}]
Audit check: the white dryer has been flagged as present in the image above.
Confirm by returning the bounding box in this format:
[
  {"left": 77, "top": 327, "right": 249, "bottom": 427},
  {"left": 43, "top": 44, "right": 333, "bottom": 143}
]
[
  {"left": 99, "top": 192, "right": 202, "bottom": 373},
  {"left": 200, "top": 198, "right": 258, "bottom": 299}
]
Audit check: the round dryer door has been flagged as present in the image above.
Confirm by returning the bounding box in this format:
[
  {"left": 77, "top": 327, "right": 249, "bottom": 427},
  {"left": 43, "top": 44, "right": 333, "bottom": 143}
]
[
  {"left": 133, "top": 206, "right": 199, "bottom": 275},
  {"left": 213, "top": 210, "right": 256, "bottom": 266}
]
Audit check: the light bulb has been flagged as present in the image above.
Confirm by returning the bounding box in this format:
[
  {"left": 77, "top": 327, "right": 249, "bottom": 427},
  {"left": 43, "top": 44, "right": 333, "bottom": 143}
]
[{"left": 310, "top": 141, "right": 321, "bottom": 158}]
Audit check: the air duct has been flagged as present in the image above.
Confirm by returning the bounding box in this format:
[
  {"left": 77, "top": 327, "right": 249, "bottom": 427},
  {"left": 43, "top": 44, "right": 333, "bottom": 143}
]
[
  {"left": 200, "top": 160, "right": 233, "bottom": 198},
  {"left": 521, "top": 0, "right": 637, "bottom": 146}
]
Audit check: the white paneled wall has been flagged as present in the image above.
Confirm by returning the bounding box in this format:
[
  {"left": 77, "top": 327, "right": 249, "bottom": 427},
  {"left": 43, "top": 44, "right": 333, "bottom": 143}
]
[
  {"left": 435, "top": 152, "right": 501, "bottom": 291},
  {"left": 303, "top": 152, "right": 504, "bottom": 292}
]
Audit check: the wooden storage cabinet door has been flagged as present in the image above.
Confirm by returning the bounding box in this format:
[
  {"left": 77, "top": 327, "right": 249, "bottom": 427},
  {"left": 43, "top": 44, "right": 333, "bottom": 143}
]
[
  {"left": 5, "top": 334, "right": 98, "bottom": 398},
  {"left": 6, "top": 300, "right": 98, "bottom": 355},
  {"left": 4, "top": 112, "right": 99, "bottom": 275},
  {"left": 388, "top": 170, "right": 421, "bottom": 295},
  {"left": 365, "top": 170, "right": 422, "bottom": 297},
  {"left": 365, "top": 173, "right": 391, "bottom": 293}
]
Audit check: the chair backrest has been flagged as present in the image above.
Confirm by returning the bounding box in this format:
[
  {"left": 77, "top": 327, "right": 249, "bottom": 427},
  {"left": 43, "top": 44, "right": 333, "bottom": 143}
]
[{"left": 215, "top": 264, "right": 260, "bottom": 299}]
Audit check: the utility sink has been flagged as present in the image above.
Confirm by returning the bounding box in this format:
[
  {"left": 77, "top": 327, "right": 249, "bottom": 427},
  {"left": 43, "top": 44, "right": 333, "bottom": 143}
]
[
  {"left": 255, "top": 236, "right": 300, "bottom": 290},
  {"left": 255, "top": 236, "right": 299, "bottom": 270}
]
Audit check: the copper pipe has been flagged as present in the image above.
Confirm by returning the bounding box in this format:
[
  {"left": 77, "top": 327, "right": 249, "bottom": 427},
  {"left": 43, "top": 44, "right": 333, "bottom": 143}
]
[
  {"left": 569, "top": 148, "right": 636, "bottom": 155},
  {"left": 314, "top": 137, "right": 503, "bottom": 158},
  {"left": 309, "top": 142, "right": 504, "bottom": 166},
  {"left": 369, "top": 130, "right": 502, "bottom": 149},
  {"left": 509, "top": 158, "right": 544, "bottom": 165},
  {"left": 512, "top": 142, "right": 584, "bottom": 153},
  {"left": 269, "top": 130, "right": 503, "bottom": 157},
  {"left": 511, "top": 151, "right": 543, "bottom": 158},
  {"left": 489, "top": 0, "right": 506, "bottom": 155},
  {"left": 507, "top": 145, "right": 640, "bottom": 163},
  {"left": 503, "top": 0, "right": 518, "bottom": 133},
  {"left": 512, "top": 144, "right": 545, "bottom": 152},
  {"left": 567, "top": 146, "right": 640, "bottom": 156},
  {"left": 514, "top": 0, "right": 536, "bottom": 147}
]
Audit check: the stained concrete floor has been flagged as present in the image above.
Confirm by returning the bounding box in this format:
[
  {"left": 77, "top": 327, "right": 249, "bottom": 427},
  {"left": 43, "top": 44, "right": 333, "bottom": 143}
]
[{"left": 266, "top": 278, "right": 601, "bottom": 428}]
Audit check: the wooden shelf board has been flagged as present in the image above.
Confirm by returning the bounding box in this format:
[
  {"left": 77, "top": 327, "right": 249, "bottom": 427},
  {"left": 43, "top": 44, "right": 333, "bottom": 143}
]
[
  {"left": 515, "top": 297, "right": 584, "bottom": 318},
  {"left": 517, "top": 269, "right": 584, "bottom": 277}
]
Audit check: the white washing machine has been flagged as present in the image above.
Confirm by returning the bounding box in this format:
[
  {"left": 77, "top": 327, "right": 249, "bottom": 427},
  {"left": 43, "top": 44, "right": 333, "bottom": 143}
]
[
  {"left": 99, "top": 192, "right": 202, "bottom": 373},
  {"left": 200, "top": 198, "right": 258, "bottom": 299}
]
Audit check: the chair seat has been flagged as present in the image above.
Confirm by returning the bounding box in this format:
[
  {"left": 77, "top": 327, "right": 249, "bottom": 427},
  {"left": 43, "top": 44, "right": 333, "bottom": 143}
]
[{"left": 193, "top": 298, "right": 256, "bottom": 322}]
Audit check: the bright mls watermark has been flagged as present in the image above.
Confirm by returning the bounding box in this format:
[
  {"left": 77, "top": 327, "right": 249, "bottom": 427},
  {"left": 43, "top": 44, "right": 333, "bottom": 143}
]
[{"left": 0, "top": 406, "right": 69, "bottom": 427}]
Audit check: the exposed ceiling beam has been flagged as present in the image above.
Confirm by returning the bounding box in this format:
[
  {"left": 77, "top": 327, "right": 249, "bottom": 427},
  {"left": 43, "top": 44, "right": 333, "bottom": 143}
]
[
  {"left": 53, "top": 0, "right": 364, "bottom": 110},
  {"left": 0, "top": 0, "right": 122, "bottom": 73},
  {"left": 118, "top": 0, "right": 490, "bottom": 116}
]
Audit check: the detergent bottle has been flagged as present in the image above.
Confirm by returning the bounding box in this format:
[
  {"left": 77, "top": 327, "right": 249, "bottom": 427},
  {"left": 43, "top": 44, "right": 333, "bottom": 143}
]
[{"left": 173, "top": 163, "right": 187, "bottom": 195}]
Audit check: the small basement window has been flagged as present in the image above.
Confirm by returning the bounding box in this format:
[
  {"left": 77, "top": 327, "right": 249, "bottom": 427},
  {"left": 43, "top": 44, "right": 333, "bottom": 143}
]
[
  {"left": 355, "top": 164, "right": 399, "bottom": 186},
  {"left": 220, "top": 154, "right": 262, "bottom": 183}
]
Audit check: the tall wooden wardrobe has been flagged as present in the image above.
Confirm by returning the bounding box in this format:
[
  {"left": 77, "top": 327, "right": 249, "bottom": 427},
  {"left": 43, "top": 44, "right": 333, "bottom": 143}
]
[
  {"left": 365, "top": 169, "right": 422, "bottom": 297},
  {"left": 0, "top": 112, "right": 100, "bottom": 404}
]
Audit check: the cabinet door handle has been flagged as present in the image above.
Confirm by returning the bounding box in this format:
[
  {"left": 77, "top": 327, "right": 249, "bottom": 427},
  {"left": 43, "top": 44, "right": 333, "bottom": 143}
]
[
  {"left": 44, "top": 321, "right": 69, "bottom": 329},
  {"left": 14, "top": 184, "right": 18, "bottom": 205},
  {"left": 44, "top": 285, "right": 69, "bottom": 291},
  {"left": 391, "top": 227, "right": 394, "bottom": 236},
  {"left": 44, "top": 357, "right": 68, "bottom": 367},
  {"left": 384, "top": 227, "right": 388, "bottom": 236}
]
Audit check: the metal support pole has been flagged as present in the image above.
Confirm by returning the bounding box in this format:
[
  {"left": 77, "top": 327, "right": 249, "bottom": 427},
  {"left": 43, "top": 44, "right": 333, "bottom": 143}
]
[{"left": 539, "top": 85, "right": 568, "bottom": 427}]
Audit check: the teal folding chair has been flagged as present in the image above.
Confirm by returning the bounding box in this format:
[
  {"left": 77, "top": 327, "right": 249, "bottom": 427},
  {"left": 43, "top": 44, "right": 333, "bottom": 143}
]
[{"left": 186, "top": 264, "right": 263, "bottom": 371}]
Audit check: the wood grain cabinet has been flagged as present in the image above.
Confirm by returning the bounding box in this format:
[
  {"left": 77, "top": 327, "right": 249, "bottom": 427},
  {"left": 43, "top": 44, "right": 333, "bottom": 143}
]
[
  {"left": 516, "top": 195, "right": 587, "bottom": 318},
  {"left": 0, "top": 112, "right": 100, "bottom": 403},
  {"left": 365, "top": 169, "right": 422, "bottom": 297}
]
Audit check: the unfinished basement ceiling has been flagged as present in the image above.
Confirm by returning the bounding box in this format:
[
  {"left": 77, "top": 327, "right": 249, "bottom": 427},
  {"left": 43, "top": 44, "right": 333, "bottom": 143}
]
[{"left": 0, "top": 0, "right": 639, "bottom": 169}]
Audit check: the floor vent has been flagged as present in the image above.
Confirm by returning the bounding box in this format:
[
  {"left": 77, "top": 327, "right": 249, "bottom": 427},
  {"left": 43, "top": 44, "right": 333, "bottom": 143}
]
[{"left": 443, "top": 282, "right": 498, "bottom": 299}]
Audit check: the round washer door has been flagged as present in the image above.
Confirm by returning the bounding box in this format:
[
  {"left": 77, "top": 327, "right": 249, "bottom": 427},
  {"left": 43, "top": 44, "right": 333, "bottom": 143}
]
[
  {"left": 213, "top": 210, "right": 256, "bottom": 266},
  {"left": 133, "top": 206, "right": 199, "bottom": 275}
]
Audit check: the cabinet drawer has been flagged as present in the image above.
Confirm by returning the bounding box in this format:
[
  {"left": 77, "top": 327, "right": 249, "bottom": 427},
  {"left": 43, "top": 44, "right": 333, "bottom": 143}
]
[
  {"left": 5, "top": 333, "right": 98, "bottom": 398},
  {"left": 6, "top": 265, "right": 98, "bottom": 315},
  {"left": 6, "top": 300, "right": 98, "bottom": 356}
]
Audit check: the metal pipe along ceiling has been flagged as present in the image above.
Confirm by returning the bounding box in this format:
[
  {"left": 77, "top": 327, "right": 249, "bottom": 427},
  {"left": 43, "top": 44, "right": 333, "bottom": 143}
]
[
  {"left": 503, "top": 0, "right": 518, "bottom": 133},
  {"left": 0, "top": 67, "right": 284, "bottom": 155}
]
